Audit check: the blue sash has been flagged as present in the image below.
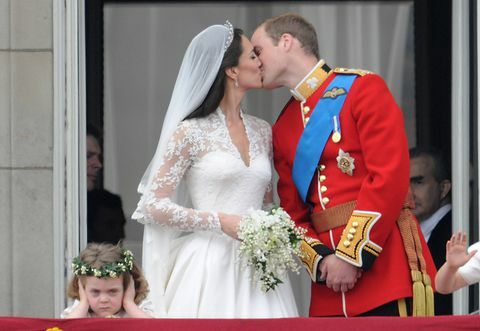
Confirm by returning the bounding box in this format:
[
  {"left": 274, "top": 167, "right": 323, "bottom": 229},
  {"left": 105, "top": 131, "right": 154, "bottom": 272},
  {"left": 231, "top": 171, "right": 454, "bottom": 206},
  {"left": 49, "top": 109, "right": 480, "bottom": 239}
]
[{"left": 292, "top": 74, "right": 357, "bottom": 202}]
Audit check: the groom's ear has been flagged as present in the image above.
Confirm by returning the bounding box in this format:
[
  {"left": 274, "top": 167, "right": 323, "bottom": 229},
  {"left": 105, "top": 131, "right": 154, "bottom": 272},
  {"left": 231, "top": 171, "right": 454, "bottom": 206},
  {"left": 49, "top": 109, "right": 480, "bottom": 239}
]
[{"left": 280, "top": 33, "right": 294, "bottom": 51}]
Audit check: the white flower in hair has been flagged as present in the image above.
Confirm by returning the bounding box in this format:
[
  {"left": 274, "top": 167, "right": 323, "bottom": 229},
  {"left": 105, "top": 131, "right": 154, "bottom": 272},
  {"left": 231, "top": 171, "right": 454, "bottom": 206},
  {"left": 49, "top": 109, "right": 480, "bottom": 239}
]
[{"left": 71, "top": 248, "right": 135, "bottom": 278}]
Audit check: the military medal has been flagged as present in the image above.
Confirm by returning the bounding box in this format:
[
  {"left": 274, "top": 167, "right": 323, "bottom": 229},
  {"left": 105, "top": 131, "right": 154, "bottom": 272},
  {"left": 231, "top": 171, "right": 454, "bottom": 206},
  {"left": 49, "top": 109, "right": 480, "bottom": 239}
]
[
  {"left": 332, "top": 115, "right": 341, "bottom": 143},
  {"left": 332, "top": 131, "right": 341, "bottom": 143},
  {"left": 336, "top": 149, "right": 355, "bottom": 176}
]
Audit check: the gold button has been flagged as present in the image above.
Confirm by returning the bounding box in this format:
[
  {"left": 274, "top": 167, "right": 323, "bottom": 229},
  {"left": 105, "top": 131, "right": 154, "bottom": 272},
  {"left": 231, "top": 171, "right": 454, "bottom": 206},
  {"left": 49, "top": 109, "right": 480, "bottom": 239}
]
[
  {"left": 322, "top": 197, "right": 330, "bottom": 205},
  {"left": 320, "top": 185, "right": 327, "bottom": 193},
  {"left": 352, "top": 221, "right": 359, "bottom": 228},
  {"left": 347, "top": 234, "right": 354, "bottom": 240},
  {"left": 319, "top": 175, "right": 326, "bottom": 182},
  {"left": 304, "top": 117, "right": 310, "bottom": 124},
  {"left": 343, "top": 240, "right": 351, "bottom": 247},
  {"left": 349, "top": 228, "right": 357, "bottom": 234},
  {"left": 303, "top": 106, "right": 310, "bottom": 114},
  {"left": 319, "top": 164, "right": 326, "bottom": 171}
]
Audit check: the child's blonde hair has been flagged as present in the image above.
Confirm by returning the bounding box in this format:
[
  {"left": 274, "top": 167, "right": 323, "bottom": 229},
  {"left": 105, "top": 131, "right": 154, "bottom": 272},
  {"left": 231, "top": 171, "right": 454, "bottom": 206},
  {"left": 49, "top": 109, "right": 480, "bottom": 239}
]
[{"left": 67, "top": 243, "right": 149, "bottom": 304}]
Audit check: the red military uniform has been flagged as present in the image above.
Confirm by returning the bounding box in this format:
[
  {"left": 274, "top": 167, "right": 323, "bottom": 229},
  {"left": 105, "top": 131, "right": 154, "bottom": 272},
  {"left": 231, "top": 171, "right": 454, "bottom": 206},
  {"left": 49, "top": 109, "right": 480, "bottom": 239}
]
[{"left": 273, "top": 61, "right": 436, "bottom": 317}]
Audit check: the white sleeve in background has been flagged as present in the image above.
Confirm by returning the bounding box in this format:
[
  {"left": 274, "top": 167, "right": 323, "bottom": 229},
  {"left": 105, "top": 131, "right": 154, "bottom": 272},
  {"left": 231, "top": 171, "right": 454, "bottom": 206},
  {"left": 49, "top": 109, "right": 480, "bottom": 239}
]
[{"left": 458, "top": 242, "right": 480, "bottom": 285}]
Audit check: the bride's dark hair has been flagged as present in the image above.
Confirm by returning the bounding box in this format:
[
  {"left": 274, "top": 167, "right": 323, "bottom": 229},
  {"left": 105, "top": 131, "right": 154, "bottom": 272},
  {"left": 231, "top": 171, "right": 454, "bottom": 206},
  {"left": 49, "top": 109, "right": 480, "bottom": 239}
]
[{"left": 185, "top": 28, "right": 244, "bottom": 120}]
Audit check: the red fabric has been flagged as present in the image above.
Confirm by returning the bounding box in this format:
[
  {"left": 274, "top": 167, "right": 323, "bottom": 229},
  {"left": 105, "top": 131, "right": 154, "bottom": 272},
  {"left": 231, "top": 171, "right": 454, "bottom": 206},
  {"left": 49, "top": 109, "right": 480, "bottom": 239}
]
[
  {"left": 0, "top": 315, "right": 479, "bottom": 331},
  {"left": 273, "top": 72, "right": 436, "bottom": 316}
]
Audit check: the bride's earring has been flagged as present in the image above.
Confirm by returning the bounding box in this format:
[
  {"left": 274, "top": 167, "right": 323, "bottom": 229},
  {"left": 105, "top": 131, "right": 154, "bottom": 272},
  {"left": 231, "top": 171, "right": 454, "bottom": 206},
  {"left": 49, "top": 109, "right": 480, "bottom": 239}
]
[{"left": 234, "top": 78, "right": 239, "bottom": 88}]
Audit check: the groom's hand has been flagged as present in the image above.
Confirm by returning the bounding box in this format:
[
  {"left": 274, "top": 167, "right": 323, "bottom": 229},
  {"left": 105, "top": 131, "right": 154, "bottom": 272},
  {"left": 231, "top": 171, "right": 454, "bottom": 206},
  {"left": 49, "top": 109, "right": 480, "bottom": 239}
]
[{"left": 319, "top": 255, "right": 360, "bottom": 293}]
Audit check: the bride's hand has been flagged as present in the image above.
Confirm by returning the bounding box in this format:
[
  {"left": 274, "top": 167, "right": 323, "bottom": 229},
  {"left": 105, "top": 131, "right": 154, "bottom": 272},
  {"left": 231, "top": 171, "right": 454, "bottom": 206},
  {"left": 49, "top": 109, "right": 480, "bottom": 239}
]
[{"left": 218, "top": 213, "right": 241, "bottom": 240}]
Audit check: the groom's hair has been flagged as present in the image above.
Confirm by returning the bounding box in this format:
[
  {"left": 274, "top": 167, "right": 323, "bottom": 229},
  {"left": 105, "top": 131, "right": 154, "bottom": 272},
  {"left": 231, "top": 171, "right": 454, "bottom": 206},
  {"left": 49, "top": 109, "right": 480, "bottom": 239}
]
[
  {"left": 185, "top": 28, "right": 244, "bottom": 120},
  {"left": 263, "top": 13, "right": 319, "bottom": 59}
]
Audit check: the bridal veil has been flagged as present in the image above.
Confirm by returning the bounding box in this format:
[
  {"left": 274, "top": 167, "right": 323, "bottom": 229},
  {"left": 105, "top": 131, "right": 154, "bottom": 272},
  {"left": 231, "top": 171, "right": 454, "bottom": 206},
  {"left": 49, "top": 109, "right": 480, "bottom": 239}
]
[{"left": 132, "top": 22, "right": 234, "bottom": 316}]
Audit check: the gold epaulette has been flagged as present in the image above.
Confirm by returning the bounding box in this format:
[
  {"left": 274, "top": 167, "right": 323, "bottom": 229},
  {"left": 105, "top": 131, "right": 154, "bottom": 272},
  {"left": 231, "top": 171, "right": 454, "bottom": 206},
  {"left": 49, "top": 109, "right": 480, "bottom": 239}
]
[{"left": 334, "top": 67, "right": 373, "bottom": 76}]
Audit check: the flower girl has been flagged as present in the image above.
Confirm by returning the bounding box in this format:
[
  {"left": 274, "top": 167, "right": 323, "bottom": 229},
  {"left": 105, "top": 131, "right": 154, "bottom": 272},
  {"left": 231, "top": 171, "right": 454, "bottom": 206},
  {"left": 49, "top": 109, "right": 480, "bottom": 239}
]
[{"left": 62, "top": 243, "right": 153, "bottom": 318}]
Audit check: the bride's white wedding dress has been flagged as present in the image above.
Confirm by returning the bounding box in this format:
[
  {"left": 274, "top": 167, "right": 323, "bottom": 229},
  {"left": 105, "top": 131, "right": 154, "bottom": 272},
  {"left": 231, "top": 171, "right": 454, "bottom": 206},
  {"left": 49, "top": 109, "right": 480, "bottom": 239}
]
[{"left": 133, "top": 108, "right": 298, "bottom": 318}]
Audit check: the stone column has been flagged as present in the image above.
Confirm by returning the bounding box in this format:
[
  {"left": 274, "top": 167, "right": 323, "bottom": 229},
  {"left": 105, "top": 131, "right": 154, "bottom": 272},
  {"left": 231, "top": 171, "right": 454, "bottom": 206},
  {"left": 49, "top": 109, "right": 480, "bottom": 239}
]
[{"left": 0, "top": 0, "right": 55, "bottom": 317}]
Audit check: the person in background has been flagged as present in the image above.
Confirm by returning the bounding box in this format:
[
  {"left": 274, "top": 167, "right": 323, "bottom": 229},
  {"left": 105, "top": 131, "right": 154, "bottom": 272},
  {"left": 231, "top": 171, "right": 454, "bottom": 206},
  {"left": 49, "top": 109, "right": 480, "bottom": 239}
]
[
  {"left": 410, "top": 146, "right": 452, "bottom": 315},
  {"left": 87, "top": 124, "right": 126, "bottom": 244}
]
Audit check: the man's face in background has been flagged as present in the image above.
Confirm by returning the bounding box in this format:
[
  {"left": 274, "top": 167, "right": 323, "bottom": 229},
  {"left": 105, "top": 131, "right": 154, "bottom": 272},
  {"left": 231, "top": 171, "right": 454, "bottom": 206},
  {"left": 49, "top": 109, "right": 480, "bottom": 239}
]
[{"left": 87, "top": 135, "right": 102, "bottom": 191}]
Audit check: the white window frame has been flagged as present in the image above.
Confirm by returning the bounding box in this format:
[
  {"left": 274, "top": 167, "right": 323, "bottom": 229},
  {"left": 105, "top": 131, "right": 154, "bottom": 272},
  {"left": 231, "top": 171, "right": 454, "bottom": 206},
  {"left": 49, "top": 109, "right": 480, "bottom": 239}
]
[
  {"left": 452, "top": 0, "right": 471, "bottom": 315},
  {"left": 53, "top": 0, "right": 87, "bottom": 316}
]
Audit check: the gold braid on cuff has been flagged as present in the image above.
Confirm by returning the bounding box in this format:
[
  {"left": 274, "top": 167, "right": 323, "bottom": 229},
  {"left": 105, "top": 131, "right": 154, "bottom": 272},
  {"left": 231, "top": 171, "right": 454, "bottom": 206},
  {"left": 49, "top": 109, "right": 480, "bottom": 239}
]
[{"left": 335, "top": 210, "right": 382, "bottom": 268}]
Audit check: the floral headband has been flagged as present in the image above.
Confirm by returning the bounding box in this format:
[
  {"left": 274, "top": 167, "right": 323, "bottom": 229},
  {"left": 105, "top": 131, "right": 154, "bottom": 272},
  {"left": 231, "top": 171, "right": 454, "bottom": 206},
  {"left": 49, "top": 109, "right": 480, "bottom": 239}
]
[{"left": 72, "top": 248, "right": 134, "bottom": 278}]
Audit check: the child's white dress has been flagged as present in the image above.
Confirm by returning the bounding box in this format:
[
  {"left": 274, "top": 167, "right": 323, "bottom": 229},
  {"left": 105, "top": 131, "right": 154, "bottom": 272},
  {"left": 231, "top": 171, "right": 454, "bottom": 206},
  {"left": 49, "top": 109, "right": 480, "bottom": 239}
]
[
  {"left": 61, "top": 298, "right": 154, "bottom": 318},
  {"left": 459, "top": 241, "right": 480, "bottom": 285}
]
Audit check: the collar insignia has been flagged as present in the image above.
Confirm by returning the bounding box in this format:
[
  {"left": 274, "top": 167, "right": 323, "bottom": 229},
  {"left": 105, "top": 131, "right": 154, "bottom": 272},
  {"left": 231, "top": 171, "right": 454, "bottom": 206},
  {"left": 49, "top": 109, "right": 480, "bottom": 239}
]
[
  {"left": 290, "top": 60, "right": 332, "bottom": 101},
  {"left": 306, "top": 77, "right": 319, "bottom": 89}
]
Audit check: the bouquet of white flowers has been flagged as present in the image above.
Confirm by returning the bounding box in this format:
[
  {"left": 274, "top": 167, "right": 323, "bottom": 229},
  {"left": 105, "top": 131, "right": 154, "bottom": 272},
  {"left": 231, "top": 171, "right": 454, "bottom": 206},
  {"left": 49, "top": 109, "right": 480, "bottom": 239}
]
[{"left": 238, "top": 206, "right": 306, "bottom": 292}]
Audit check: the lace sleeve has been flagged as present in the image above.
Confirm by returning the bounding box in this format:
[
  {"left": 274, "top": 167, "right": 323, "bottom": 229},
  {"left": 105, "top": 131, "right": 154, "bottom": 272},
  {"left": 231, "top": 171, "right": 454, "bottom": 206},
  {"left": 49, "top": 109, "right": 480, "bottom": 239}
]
[{"left": 137, "top": 121, "right": 221, "bottom": 232}]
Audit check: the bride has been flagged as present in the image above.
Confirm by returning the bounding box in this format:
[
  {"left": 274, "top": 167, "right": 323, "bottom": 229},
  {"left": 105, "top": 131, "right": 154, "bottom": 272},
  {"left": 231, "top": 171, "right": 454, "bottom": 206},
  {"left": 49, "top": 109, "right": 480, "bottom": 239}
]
[{"left": 132, "top": 22, "right": 299, "bottom": 318}]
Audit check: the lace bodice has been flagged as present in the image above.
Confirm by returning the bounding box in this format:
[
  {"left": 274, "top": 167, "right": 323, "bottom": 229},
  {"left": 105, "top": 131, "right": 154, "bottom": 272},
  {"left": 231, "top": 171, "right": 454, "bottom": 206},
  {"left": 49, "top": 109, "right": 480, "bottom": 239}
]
[{"left": 133, "top": 108, "right": 273, "bottom": 232}]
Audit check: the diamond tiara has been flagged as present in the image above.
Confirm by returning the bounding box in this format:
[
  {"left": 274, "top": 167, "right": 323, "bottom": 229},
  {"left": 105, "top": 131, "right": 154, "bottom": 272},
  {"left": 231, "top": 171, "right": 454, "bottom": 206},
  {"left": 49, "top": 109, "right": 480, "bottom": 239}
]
[{"left": 224, "top": 20, "right": 234, "bottom": 50}]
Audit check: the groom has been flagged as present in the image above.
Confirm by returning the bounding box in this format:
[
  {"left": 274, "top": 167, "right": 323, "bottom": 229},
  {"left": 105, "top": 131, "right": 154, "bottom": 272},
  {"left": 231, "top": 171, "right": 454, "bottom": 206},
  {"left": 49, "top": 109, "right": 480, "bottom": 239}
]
[{"left": 251, "top": 13, "right": 436, "bottom": 317}]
